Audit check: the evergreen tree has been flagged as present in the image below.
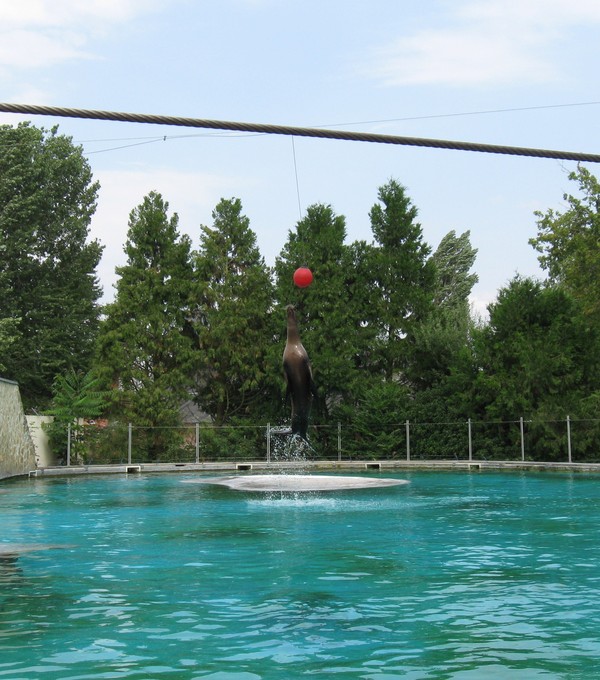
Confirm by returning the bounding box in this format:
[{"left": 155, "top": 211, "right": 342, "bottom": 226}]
[
  {"left": 0, "top": 123, "right": 102, "bottom": 408},
  {"left": 191, "top": 198, "right": 275, "bottom": 425},
  {"left": 344, "top": 238, "right": 382, "bottom": 377},
  {"left": 334, "top": 379, "right": 411, "bottom": 460},
  {"left": 96, "top": 192, "right": 195, "bottom": 459},
  {"left": 44, "top": 368, "right": 109, "bottom": 463},
  {"left": 368, "top": 179, "right": 435, "bottom": 381}
]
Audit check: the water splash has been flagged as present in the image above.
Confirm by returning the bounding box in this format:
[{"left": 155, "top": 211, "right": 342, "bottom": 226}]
[
  {"left": 267, "top": 427, "right": 316, "bottom": 469},
  {"left": 266, "top": 428, "right": 315, "bottom": 501}
]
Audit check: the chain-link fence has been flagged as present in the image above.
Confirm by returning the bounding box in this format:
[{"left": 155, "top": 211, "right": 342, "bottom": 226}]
[{"left": 52, "top": 415, "right": 600, "bottom": 466}]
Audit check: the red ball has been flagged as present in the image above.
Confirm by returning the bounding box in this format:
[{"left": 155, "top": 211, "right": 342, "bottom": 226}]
[{"left": 293, "top": 266, "right": 313, "bottom": 288}]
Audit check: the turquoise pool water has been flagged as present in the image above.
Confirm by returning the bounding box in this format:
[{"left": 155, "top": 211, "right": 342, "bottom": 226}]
[{"left": 1, "top": 471, "right": 600, "bottom": 679}]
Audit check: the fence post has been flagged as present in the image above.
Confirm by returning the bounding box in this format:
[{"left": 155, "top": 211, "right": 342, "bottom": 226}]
[
  {"left": 468, "top": 418, "right": 473, "bottom": 462},
  {"left": 66, "top": 422, "right": 71, "bottom": 466},
  {"left": 337, "top": 422, "right": 342, "bottom": 462},
  {"left": 128, "top": 423, "right": 132, "bottom": 465},
  {"left": 567, "top": 415, "right": 572, "bottom": 463},
  {"left": 406, "top": 420, "right": 410, "bottom": 462},
  {"left": 267, "top": 423, "right": 271, "bottom": 463},
  {"left": 520, "top": 417, "right": 525, "bottom": 461},
  {"left": 195, "top": 422, "right": 200, "bottom": 464}
]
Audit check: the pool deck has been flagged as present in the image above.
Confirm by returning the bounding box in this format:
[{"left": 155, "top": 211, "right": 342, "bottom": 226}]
[{"left": 23, "top": 459, "right": 600, "bottom": 477}]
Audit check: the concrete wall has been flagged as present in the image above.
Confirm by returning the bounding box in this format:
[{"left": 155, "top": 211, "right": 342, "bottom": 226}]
[
  {"left": 0, "top": 378, "right": 36, "bottom": 480},
  {"left": 25, "top": 415, "right": 54, "bottom": 468}
]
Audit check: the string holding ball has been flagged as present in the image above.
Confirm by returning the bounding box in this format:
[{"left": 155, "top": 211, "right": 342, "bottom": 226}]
[{"left": 293, "top": 266, "right": 313, "bottom": 288}]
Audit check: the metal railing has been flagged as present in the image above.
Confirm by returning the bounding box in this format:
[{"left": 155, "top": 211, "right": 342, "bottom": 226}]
[{"left": 56, "top": 415, "right": 600, "bottom": 466}]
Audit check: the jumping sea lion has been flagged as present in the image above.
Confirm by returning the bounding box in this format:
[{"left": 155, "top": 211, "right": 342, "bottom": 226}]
[{"left": 283, "top": 305, "right": 317, "bottom": 441}]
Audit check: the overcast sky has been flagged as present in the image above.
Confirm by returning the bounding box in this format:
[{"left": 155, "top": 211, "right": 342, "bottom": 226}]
[{"left": 1, "top": 0, "right": 600, "bottom": 313}]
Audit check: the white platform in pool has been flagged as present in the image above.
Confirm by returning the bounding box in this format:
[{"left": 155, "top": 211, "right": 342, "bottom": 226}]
[{"left": 185, "top": 474, "right": 409, "bottom": 492}]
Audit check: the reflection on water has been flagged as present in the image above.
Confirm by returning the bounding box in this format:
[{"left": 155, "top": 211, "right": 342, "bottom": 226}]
[
  {"left": 0, "top": 554, "right": 23, "bottom": 584},
  {"left": 1, "top": 471, "right": 600, "bottom": 678}
]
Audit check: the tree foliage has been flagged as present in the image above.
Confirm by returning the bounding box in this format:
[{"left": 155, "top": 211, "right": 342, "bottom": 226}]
[
  {"left": 96, "top": 192, "right": 195, "bottom": 458},
  {"left": 531, "top": 165, "right": 600, "bottom": 318},
  {"left": 0, "top": 317, "right": 20, "bottom": 374},
  {"left": 431, "top": 230, "right": 478, "bottom": 309},
  {"left": 368, "top": 179, "right": 435, "bottom": 381},
  {"left": 411, "top": 230, "right": 478, "bottom": 388},
  {"left": 44, "top": 368, "right": 109, "bottom": 463},
  {"left": 191, "top": 197, "right": 275, "bottom": 424},
  {"left": 3, "top": 152, "right": 594, "bottom": 463},
  {"left": 473, "top": 276, "right": 600, "bottom": 419},
  {"left": 0, "top": 123, "right": 103, "bottom": 408}
]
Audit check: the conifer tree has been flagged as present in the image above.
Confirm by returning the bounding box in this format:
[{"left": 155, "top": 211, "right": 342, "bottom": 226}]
[
  {"left": 96, "top": 192, "right": 195, "bottom": 459},
  {"left": 368, "top": 179, "right": 435, "bottom": 381},
  {"left": 191, "top": 197, "right": 275, "bottom": 424},
  {"left": 44, "top": 369, "right": 108, "bottom": 463}
]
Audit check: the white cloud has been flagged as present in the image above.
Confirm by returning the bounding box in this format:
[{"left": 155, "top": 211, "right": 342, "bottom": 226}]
[
  {"left": 367, "top": 0, "right": 600, "bottom": 87},
  {"left": 0, "top": 30, "right": 91, "bottom": 69},
  {"left": 0, "top": 0, "right": 167, "bottom": 70},
  {"left": 373, "top": 29, "right": 551, "bottom": 87},
  {"left": 0, "top": 0, "right": 160, "bottom": 27},
  {"left": 459, "top": 0, "right": 600, "bottom": 27},
  {"left": 469, "top": 291, "right": 493, "bottom": 321}
]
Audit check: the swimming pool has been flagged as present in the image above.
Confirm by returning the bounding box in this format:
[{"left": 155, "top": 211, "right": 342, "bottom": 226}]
[{"left": 1, "top": 470, "right": 600, "bottom": 678}]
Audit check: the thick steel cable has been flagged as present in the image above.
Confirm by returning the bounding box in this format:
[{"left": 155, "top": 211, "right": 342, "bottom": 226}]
[{"left": 1, "top": 102, "right": 599, "bottom": 163}]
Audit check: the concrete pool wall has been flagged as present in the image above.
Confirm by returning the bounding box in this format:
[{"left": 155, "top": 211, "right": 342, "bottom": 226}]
[
  {"left": 0, "top": 377, "right": 36, "bottom": 480},
  {"left": 26, "top": 458, "right": 600, "bottom": 478}
]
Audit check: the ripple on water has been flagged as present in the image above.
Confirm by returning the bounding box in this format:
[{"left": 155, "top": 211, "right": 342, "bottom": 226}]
[{"left": 2, "top": 471, "right": 600, "bottom": 678}]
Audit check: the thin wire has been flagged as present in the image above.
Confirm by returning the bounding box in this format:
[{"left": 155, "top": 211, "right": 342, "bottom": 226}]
[
  {"left": 83, "top": 130, "right": 265, "bottom": 154},
  {"left": 291, "top": 137, "right": 303, "bottom": 220},
  {"left": 85, "top": 138, "right": 167, "bottom": 154},
  {"left": 1, "top": 102, "right": 599, "bottom": 163},
  {"left": 319, "top": 100, "right": 600, "bottom": 129}
]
